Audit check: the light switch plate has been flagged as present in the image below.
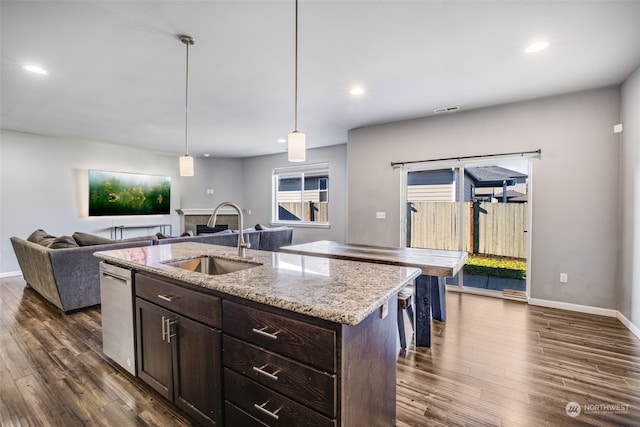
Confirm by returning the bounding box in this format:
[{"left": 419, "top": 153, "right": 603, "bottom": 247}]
[{"left": 376, "top": 211, "right": 386, "bottom": 219}]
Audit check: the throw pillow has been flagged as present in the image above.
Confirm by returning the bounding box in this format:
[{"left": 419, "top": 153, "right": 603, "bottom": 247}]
[
  {"left": 27, "top": 229, "right": 58, "bottom": 247},
  {"left": 47, "top": 235, "right": 79, "bottom": 249},
  {"left": 72, "top": 232, "right": 114, "bottom": 246}
]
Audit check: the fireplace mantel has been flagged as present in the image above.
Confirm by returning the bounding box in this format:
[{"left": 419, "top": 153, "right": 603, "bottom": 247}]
[{"left": 176, "top": 208, "right": 238, "bottom": 216}]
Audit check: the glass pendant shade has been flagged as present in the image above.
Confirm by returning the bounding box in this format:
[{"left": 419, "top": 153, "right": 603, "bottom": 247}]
[
  {"left": 178, "top": 34, "right": 195, "bottom": 177},
  {"left": 288, "top": 131, "right": 306, "bottom": 162},
  {"left": 179, "top": 154, "right": 194, "bottom": 176}
]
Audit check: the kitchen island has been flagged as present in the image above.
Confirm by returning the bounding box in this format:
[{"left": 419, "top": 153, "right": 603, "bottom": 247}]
[{"left": 95, "top": 242, "right": 421, "bottom": 427}]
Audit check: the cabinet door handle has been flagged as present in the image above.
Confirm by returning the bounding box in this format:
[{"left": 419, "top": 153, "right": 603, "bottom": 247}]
[
  {"left": 166, "top": 318, "right": 177, "bottom": 343},
  {"left": 161, "top": 315, "right": 166, "bottom": 341},
  {"left": 161, "top": 316, "right": 177, "bottom": 342},
  {"left": 251, "top": 326, "right": 281, "bottom": 340},
  {"left": 253, "top": 400, "right": 282, "bottom": 420},
  {"left": 252, "top": 364, "right": 281, "bottom": 381},
  {"left": 157, "top": 294, "right": 178, "bottom": 302}
]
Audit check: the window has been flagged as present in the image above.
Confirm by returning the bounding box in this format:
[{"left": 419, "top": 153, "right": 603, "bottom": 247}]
[{"left": 273, "top": 163, "right": 329, "bottom": 226}]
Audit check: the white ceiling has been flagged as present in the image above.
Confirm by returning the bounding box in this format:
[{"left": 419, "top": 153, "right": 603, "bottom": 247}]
[{"left": 2, "top": 1, "right": 640, "bottom": 159}]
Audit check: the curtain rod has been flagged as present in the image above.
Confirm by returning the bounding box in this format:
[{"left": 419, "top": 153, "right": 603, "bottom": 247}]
[{"left": 390, "top": 149, "right": 542, "bottom": 167}]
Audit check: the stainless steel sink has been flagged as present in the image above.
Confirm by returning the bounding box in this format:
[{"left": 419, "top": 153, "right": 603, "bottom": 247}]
[{"left": 165, "top": 256, "right": 260, "bottom": 275}]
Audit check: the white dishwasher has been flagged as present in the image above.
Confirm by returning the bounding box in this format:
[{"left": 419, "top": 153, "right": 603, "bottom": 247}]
[{"left": 100, "top": 261, "right": 136, "bottom": 375}]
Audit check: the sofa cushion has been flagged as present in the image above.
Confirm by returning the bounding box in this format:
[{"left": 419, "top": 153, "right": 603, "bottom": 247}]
[
  {"left": 258, "top": 227, "right": 293, "bottom": 251},
  {"left": 121, "top": 234, "right": 158, "bottom": 244},
  {"left": 255, "top": 224, "right": 290, "bottom": 232},
  {"left": 73, "top": 231, "right": 157, "bottom": 246},
  {"left": 27, "top": 229, "right": 58, "bottom": 246},
  {"left": 72, "top": 232, "right": 114, "bottom": 246},
  {"left": 156, "top": 231, "right": 193, "bottom": 239},
  {"left": 47, "top": 235, "right": 80, "bottom": 249}
]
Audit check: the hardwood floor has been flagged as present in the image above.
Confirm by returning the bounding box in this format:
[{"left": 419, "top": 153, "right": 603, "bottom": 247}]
[
  {"left": 397, "top": 292, "right": 640, "bottom": 427},
  {"left": 2, "top": 276, "right": 639, "bottom": 426},
  {"left": 0, "top": 276, "right": 193, "bottom": 427}
]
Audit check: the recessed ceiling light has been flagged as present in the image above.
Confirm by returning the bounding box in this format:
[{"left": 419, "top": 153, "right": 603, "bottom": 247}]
[
  {"left": 203, "top": 153, "right": 210, "bottom": 157},
  {"left": 524, "top": 41, "right": 549, "bottom": 54},
  {"left": 23, "top": 64, "right": 49, "bottom": 75},
  {"left": 349, "top": 87, "right": 365, "bottom": 96},
  {"left": 277, "top": 138, "right": 287, "bottom": 144}
]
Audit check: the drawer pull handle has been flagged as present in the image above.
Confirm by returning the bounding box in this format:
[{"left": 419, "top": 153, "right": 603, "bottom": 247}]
[
  {"left": 253, "top": 400, "right": 282, "bottom": 420},
  {"left": 252, "top": 327, "right": 281, "bottom": 340},
  {"left": 252, "top": 364, "right": 281, "bottom": 381},
  {"left": 157, "top": 294, "right": 178, "bottom": 302}
]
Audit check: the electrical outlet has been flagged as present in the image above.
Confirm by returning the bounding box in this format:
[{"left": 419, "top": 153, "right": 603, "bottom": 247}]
[
  {"left": 375, "top": 211, "right": 386, "bottom": 219},
  {"left": 380, "top": 302, "right": 388, "bottom": 319},
  {"left": 560, "top": 273, "right": 568, "bottom": 283}
]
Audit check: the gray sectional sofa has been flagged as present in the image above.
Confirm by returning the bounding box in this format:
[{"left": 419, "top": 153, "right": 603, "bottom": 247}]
[{"left": 10, "top": 226, "right": 293, "bottom": 313}]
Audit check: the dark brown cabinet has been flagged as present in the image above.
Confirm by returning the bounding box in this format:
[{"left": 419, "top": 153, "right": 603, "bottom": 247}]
[
  {"left": 133, "top": 272, "right": 398, "bottom": 427},
  {"left": 222, "top": 300, "right": 338, "bottom": 426},
  {"left": 135, "top": 274, "right": 223, "bottom": 427}
]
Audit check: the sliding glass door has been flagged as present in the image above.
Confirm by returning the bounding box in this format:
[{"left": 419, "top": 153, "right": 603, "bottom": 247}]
[{"left": 401, "top": 156, "right": 533, "bottom": 299}]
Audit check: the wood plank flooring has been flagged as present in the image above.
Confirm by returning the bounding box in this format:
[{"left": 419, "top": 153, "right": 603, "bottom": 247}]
[
  {"left": 397, "top": 292, "right": 640, "bottom": 426},
  {"left": 2, "top": 276, "right": 640, "bottom": 426}
]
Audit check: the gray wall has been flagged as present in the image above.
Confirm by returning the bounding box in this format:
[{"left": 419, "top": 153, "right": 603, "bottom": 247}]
[
  {"left": 347, "top": 87, "right": 621, "bottom": 310},
  {"left": 0, "top": 130, "right": 244, "bottom": 274},
  {"left": 620, "top": 65, "right": 640, "bottom": 325},
  {"left": 241, "top": 144, "right": 347, "bottom": 244},
  {"left": 180, "top": 156, "right": 245, "bottom": 209}
]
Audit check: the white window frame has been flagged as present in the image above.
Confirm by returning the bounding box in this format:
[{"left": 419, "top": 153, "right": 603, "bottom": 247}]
[{"left": 272, "top": 162, "right": 330, "bottom": 228}]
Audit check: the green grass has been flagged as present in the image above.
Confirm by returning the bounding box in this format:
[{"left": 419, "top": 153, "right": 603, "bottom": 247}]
[{"left": 463, "top": 255, "right": 527, "bottom": 280}]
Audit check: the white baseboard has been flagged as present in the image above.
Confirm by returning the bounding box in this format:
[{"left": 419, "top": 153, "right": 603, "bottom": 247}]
[
  {"left": 528, "top": 298, "right": 640, "bottom": 340},
  {"left": 0, "top": 271, "right": 22, "bottom": 279},
  {"left": 617, "top": 311, "right": 640, "bottom": 340}
]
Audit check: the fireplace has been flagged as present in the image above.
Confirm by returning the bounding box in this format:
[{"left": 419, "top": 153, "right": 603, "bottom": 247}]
[
  {"left": 196, "top": 224, "right": 228, "bottom": 235},
  {"left": 176, "top": 208, "right": 239, "bottom": 236}
]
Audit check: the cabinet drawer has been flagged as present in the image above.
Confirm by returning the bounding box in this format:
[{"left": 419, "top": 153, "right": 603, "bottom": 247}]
[
  {"left": 135, "top": 273, "right": 221, "bottom": 328},
  {"left": 223, "top": 300, "right": 335, "bottom": 372},
  {"left": 224, "top": 369, "right": 336, "bottom": 427},
  {"left": 223, "top": 335, "right": 336, "bottom": 418},
  {"left": 225, "top": 401, "right": 269, "bottom": 427}
]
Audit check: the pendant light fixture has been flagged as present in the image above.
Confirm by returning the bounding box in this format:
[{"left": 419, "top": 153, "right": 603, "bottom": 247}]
[
  {"left": 288, "top": 0, "right": 306, "bottom": 162},
  {"left": 179, "top": 34, "right": 195, "bottom": 176}
]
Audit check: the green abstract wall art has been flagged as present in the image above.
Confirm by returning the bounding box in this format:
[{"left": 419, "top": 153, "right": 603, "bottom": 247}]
[{"left": 89, "top": 170, "right": 171, "bottom": 216}]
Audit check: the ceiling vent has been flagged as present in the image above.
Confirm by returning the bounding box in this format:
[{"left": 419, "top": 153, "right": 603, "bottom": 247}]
[{"left": 434, "top": 105, "right": 460, "bottom": 114}]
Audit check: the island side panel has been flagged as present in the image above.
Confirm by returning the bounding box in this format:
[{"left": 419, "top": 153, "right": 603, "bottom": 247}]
[{"left": 340, "top": 296, "right": 398, "bottom": 427}]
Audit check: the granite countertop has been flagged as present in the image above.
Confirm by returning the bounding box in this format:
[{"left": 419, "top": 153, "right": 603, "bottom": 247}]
[{"left": 95, "top": 242, "right": 421, "bottom": 326}]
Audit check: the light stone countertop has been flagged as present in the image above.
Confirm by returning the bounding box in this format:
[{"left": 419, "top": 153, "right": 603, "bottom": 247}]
[{"left": 95, "top": 242, "right": 421, "bottom": 326}]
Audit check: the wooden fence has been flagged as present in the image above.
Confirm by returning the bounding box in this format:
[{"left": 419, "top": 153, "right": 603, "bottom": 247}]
[
  {"left": 409, "top": 201, "right": 528, "bottom": 259},
  {"left": 279, "top": 202, "right": 329, "bottom": 222}
]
